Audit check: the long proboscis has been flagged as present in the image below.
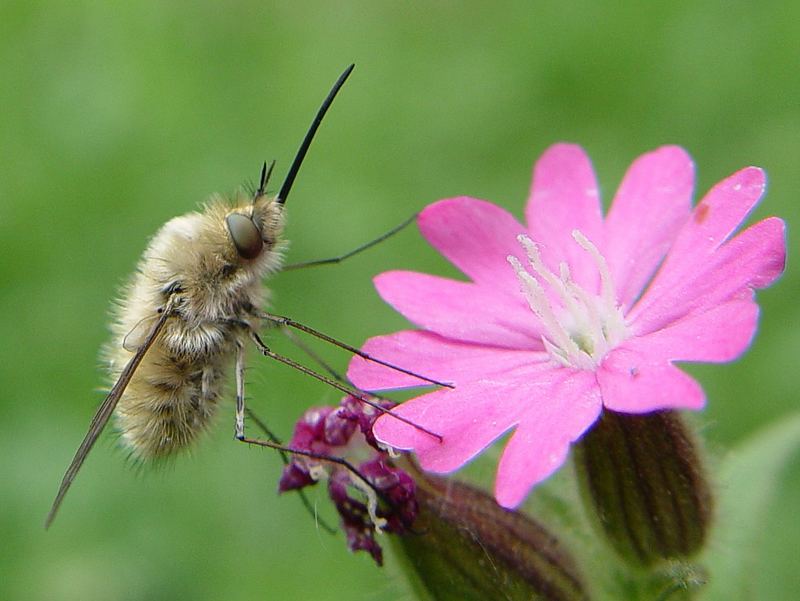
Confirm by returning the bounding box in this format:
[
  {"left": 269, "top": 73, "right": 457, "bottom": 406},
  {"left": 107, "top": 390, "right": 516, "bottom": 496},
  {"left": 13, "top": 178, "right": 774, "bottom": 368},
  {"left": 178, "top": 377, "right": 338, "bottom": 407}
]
[{"left": 277, "top": 64, "right": 355, "bottom": 205}]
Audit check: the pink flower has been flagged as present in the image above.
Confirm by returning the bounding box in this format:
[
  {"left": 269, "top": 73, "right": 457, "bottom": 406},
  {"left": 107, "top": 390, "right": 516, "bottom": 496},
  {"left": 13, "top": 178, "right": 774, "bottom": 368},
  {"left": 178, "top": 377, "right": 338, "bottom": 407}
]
[
  {"left": 348, "top": 144, "right": 786, "bottom": 508},
  {"left": 279, "top": 396, "right": 417, "bottom": 565}
]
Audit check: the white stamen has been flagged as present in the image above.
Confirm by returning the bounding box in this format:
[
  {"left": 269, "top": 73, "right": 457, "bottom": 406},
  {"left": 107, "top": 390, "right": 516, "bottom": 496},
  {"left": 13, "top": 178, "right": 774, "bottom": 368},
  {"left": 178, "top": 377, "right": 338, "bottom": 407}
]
[
  {"left": 349, "top": 473, "right": 388, "bottom": 531},
  {"left": 518, "top": 237, "right": 568, "bottom": 300},
  {"left": 564, "top": 279, "right": 604, "bottom": 350},
  {"left": 511, "top": 232, "right": 629, "bottom": 369},
  {"left": 572, "top": 230, "right": 617, "bottom": 311},
  {"left": 517, "top": 236, "right": 584, "bottom": 321},
  {"left": 542, "top": 337, "right": 573, "bottom": 368},
  {"left": 509, "top": 255, "right": 581, "bottom": 357},
  {"left": 308, "top": 463, "right": 328, "bottom": 482}
]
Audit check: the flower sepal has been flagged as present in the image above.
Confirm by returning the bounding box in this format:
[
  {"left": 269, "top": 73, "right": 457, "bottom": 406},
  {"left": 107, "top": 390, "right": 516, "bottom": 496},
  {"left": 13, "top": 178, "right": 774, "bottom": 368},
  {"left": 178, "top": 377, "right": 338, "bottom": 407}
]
[
  {"left": 392, "top": 461, "right": 590, "bottom": 601},
  {"left": 574, "top": 410, "right": 713, "bottom": 568}
]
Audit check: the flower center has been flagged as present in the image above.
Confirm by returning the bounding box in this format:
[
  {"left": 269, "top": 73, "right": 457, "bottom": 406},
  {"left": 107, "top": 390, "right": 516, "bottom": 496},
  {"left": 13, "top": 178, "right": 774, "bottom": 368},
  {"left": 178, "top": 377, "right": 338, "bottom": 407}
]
[{"left": 508, "top": 231, "right": 628, "bottom": 370}]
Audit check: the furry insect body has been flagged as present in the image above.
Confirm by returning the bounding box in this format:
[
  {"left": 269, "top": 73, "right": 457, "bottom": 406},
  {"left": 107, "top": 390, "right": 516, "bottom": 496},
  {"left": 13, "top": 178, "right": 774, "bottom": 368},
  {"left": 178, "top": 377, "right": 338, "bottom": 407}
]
[
  {"left": 108, "top": 195, "right": 284, "bottom": 458},
  {"left": 46, "top": 64, "right": 443, "bottom": 529}
]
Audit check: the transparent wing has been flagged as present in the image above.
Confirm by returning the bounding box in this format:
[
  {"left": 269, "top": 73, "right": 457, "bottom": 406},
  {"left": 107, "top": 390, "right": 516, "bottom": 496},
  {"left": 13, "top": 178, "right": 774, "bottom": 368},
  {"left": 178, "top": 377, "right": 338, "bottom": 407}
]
[
  {"left": 122, "top": 314, "right": 159, "bottom": 352},
  {"left": 45, "top": 306, "right": 172, "bottom": 529}
]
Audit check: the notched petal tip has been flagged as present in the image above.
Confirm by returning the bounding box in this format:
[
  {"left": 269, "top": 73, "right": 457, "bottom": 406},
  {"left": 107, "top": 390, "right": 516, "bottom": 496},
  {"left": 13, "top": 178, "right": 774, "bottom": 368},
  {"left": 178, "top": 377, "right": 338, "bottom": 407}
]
[
  {"left": 493, "top": 373, "right": 602, "bottom": 508},
  {"left": 417, "top": 197, "right": 529, "bottom": 293}
]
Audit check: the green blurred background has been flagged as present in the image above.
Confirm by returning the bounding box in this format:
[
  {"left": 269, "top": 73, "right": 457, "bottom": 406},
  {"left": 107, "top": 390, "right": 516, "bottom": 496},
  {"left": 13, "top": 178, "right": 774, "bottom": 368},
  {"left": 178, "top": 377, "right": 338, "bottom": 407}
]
[{"left": 1, "top": 1, "right": 797, "bottom": 599}]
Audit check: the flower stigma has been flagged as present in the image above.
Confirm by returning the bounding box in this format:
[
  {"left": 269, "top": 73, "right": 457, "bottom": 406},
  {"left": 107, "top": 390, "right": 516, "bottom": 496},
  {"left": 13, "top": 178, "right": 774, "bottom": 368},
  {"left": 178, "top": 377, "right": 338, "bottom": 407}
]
[{"left": 508, "top": 231, "right": 628, "bottom": 370}]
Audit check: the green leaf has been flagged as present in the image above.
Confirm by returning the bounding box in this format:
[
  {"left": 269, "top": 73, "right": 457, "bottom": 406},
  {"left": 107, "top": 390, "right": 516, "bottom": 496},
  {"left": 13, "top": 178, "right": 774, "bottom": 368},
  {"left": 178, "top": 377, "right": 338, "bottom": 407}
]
[{"left": 702, "top": 412, "right": 800, "bottom": 601}]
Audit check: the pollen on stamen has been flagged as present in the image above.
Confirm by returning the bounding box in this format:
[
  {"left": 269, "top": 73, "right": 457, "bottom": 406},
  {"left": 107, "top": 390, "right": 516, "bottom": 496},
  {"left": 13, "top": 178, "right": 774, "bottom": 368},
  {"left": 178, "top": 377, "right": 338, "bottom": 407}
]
[
  {"left": 508, "top": 254, "right": 581, "bottom": 364},
  {"left": 508, "top": 232, "right": 629, "bottom": 371},
  {"left": 350, "top": 475, "right": 389, "bottom": 531}
]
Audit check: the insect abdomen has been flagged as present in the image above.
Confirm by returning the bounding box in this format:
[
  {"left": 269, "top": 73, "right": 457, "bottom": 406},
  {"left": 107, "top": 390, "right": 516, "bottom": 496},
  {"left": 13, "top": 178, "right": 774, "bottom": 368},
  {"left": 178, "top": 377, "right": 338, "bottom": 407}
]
[{"left": 112, "top": 339, "right": 233, "bottom": 459}]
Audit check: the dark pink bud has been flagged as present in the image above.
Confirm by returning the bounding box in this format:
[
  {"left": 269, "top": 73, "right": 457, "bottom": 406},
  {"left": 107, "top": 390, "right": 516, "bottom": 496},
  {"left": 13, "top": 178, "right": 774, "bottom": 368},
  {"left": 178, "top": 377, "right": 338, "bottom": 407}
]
[
  {"left": 360, "top": 458, "right": 418, "bottom": 533},
  {"left": 328, "top": 471, "right": 385, "bottom": 565},
  {"left": 340, "top": 395, "right": 396, "bottom": 449},
  {"left": 323, "top": 407, "right": 358, "bottom": 447},
  {"left": 288, "top": 406, "right": 335, "bottom": 451},
  {"left": 278, "top": 462, "right": 314, "bottom": 493},
  {"left": 279, "top": 396, "right": 418, "bottom": 566}
]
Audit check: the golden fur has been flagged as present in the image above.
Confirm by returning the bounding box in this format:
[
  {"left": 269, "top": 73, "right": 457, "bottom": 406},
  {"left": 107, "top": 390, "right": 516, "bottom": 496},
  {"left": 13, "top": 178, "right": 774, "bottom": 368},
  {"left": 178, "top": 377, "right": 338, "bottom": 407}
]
[{"left": 106, "top": 193, "right": 286, "bottom": 459}]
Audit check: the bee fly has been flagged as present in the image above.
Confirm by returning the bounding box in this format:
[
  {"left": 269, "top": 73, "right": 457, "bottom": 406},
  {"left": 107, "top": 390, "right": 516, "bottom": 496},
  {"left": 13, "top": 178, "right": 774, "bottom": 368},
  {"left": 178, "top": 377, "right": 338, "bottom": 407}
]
[{"left": 46, "top": 64, "right": 445, "bottom": 528}]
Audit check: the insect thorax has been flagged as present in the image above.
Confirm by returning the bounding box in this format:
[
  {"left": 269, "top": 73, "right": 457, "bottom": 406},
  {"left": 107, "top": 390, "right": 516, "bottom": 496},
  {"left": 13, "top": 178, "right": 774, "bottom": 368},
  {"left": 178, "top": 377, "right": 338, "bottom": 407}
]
[{"left": 107, "top": 196, "right": 286, "bottom": 459}]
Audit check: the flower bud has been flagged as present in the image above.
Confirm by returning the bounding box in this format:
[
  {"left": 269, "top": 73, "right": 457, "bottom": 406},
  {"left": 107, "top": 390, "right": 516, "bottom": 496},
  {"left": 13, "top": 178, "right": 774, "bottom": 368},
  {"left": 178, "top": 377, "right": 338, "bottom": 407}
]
[
  {"left": 574, "top": 410, "right": 712, "bottom": 568},
  {"left": 278, "top": 397, "right": 416, "bottom": 565},
  {"left": 393, "top": 466, "right": 589, "bottom": 601}
]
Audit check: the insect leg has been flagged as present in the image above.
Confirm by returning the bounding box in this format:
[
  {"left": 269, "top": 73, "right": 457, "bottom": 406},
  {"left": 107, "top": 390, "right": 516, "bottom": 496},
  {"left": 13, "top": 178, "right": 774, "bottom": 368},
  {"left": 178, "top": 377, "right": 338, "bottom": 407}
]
[
  {"left": 234, "top": 341, "right": 247, "bottom": 439},
  {"left": 243, "top": 407, "right": 337, "bottom": 535},
  {"left": 237, "top": 434, "right": 385, "bottom": 503},
  {"left": 257, "top": 311, "right": 453, "bottom": 389},
  {"left": 248, "top": 331, "right": 443, "bottom": 442},
  {"left": 239, "top": 410, "right": 413, "bottom": 536},
  {"left": 233, "top": 344, "right": 337, "bottom": 534},
  {"left": 234, "top": 340, "right": 382, "bottom": 511},
  {"left": 279, "top": 326, "right": 344, "bottom": 381},
  {"left": 262, "top": 316, "right": 377, "bottom": 389},
  {"left": 282, "top": 213, "right": 417, "bottom": 270},
  {"left": 280, "top": 326, "right": 406, "bottom": 412}
]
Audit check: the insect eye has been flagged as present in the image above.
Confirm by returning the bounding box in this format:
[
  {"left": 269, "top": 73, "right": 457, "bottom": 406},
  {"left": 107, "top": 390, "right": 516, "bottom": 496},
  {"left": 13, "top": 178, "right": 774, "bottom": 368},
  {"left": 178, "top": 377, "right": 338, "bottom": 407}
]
[{"left": 225, "top": 213, "right": 263, "bottom": 259}]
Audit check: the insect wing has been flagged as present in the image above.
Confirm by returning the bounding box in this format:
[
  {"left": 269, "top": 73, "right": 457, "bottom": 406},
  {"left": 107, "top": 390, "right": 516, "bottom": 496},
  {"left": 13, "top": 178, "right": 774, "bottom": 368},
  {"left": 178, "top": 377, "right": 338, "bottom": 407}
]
[
  {"left": 122, "top": 314, "right": 159, "bottom": 352},
  {"left": 45, "top": 306, "right": 173, "bottom": 528}
]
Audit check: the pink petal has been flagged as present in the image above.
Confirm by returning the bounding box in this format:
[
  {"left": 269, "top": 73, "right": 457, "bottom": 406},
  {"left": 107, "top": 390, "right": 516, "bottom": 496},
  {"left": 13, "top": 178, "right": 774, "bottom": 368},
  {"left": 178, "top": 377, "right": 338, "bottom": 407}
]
[
  {"left": 627, "top": 300, "right": 759, "bottom": 364},
  {"left": 347, "top": 330, "right": 543, "bottom": 390},
  {"left": 598, "top": 345, "right": 706, "bottom": 413},
  {"left": 525, "top": 144, "right": 604, "bottom": 291},
  {"left": 628, "top": 167, "right": 767, "bottom": 326},
  {"left": 672, "top": 166, "right": 766, "bottom": 253},
  {"left": 372, "top": 362, "right": 570, "bottom": 473},
  {"left": 604, "top": 146, "right": 695, "bottom": 309},
  {"left": 629, "top": 216, "right": 786, "bottom": 334},
  {"left": 374, "top": 270, "right": 543, "bottom": 349},
  {"left": 494, "top": 370, "right": 602, "bottom": 508},
  {"left": 418, "top": 197, "right": 528, "bottom": 292}
]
